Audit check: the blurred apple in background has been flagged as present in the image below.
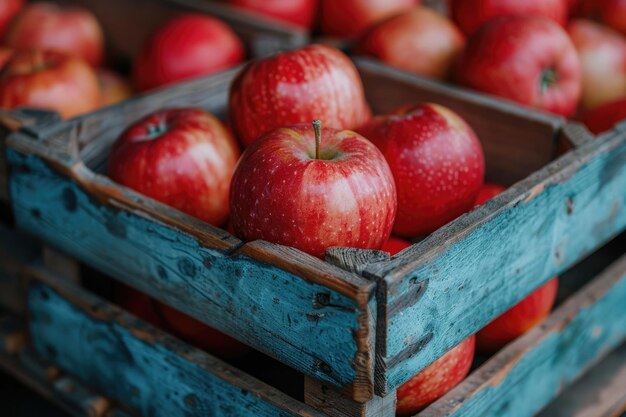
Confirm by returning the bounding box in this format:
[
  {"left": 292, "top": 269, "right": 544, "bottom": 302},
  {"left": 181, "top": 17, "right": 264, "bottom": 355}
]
[
  {"left": 580, "top": 97, "right": 626, "bottom": 134},
  {"left": 358, "top": 103, "right": 484, "bottom": 237},
  {"left": 230, "top": 121, "right": 397, "bottom": 258},
  {"left": 133, "top": 14, "right": 244, "bottom": 91},
  {"left": 567, "top": 19, "right": 626, "bottom": 110},
  {"left": 0, "top": 47, "right": 12, "bottom": 69},
  {"left": 115, "top": 284, "right": 165, "bottom": 328},
  {"left": 396, "top": 336, "right": 476, "bottom": 415},
  {"left": 356, "top": 7, "right": 465, "bottom": 80},
  {"left": 108, "top": 108, "right": 240, "bottom": 227},
  {"left": 227, "top": 0, "right": 317, "bottom": 29},
  {"left": 456, "top": 16, "right": 582, "bottom": 117},
  {"left": 228, "top": 44, "right": 371, "bottom": 147},
  {"left": 97, "top": 69, "right": 132, "bottom": 107},
  {"left": 382, "top": 236, "right": 411, "bottom": 255},
  {"left": 5, "top": 2, "right": 104, "bottom": 66},
  {"left": 575, "top": 0, "right": 626, "bottom": 37},
  {"left": 474, "top": 183, "right": 507, "bottom": 206},
  {"left": 0, "top": 0, "right": 23, "bottom": 39},
  {"left": 319, "top": 0, "right": 420, "bottom": 39},
  {"left": 0, "top": 49, "right": 100, "bottom": 119},
  {"left": 450, "top": 0, "right": 568, "bottom": 36}
]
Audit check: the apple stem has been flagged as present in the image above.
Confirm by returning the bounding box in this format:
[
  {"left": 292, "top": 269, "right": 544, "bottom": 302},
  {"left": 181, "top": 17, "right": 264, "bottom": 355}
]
[{"left": 313, "top": 119, "right": 322, "bottom": 160}]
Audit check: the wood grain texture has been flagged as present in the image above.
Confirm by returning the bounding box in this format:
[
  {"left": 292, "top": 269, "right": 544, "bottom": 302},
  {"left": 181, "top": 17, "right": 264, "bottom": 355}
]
[
  {"left": 7, "top": 150, "right": 376, "bottom": 398},
  {"left": 417, "top": 254, "right": 626, "bottom": 417},
  {"left": 536, "top": 341, "right": 626, "bottom": 417},
  {"left": 368, "top": 130, "right": 626, "bottom": 393},
  {"left": 26, "top": 269, "right": 327, "bottom": 417}
]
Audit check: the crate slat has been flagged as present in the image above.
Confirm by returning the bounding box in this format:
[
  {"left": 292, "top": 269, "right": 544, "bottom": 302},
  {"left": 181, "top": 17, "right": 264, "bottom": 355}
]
[{"left": 26, "top": 269, "right": 326, "bottom": 417}]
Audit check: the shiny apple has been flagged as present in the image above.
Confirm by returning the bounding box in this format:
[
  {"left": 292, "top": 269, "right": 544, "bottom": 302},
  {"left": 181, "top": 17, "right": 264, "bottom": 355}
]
[{"left": 227, "top": 0, "right": 317, "bottom": 29}]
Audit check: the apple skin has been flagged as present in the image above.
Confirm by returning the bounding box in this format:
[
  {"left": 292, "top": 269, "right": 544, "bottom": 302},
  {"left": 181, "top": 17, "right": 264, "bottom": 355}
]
[
  {"left": 0, "top": 0, "right": 23, "bottom": 39},
  {"left": 477, "top": 278, "right": 559, "bottom": 353},
  {"left": 156, "top": 302, "right": 251, "bottom": 359},
  {"left": 455, "top": 16, "right": 582, "bottom": 117},
  {"left": 450, "top": 0, "right": 568, "bottom": 36},
  {"left": 357, "top": 103, "right": 485, "bottom": 237},
  {"left": 598, "top": 0, "right": 626, "bottom": 37},
  {"left": 474, "top": 183, "right": 507, "bottom": 206},
  {"left": 5, "top": 2, "right": 104, "bottom": 67},
  {"left": 228, "top": 44, "right": 372, "bottom": 147},
  {"left": 382, "top": 236, "right": 411, "bottom": 255},
  {"left": 0, "top": 47, "right": 13, "bottom": 69},
  {"left": 0, "top": 49, "right": 100, "bottom": 119},
  {"left": 107, "top": 108, "right": 241, "bottom": 226},
  {"left": 115, "top": 284, "right": 165, "bottom": 328},
  {"left": 319, "top": 0, "right": 420, "bottom": 39},
  {"left": 132, "top": 14, "right": 244, "bottom": 91},
  {"left": 227, "top": 0, "right": 317, "bottom": 29},
  {"left": 567, "top": 19, "right": 626, "bottom": 110},
  {"left": 355, "top": 7, "right": 465, "bottom": 80},
  {"left": 580, "top": 97, "right": 626, "bottom": 134},
  {"left": 97, "top": 69, "right": 132, "bottom": 107},
  {"left": 396, "top": 336, "right": 476, "bottom": 415},
  {"left": 230, "top": 123, "right": 397, "bottom": 259}
]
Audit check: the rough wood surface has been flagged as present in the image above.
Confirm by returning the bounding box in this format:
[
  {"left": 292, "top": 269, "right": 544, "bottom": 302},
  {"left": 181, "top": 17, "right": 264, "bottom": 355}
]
[
  {"left": 536, "top": 341, "right": 626, "bottom": 417},
  {"left": 417, "top": 254, "right": 626, "bottom": 417},
  {"left": 27, "top": 269, "right": 327, "bottom": 417},
  {"left": 369, "top": 130, "right": 626, "bottom": 393}
]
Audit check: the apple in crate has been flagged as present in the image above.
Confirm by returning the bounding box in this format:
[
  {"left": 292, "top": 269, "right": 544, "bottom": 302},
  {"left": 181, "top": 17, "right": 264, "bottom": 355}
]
[
  {"left": 0, "top": 49, "right": 100, "bottom": 119},
  {"left": 456, "top": 16, "right": 582, "bottom": 117},
  {"left": 133, "top": 14, "right": 244, "bottom": 91},
  {"left": 107, "top": 108, "right": 240, "bottom": 226},
  {"left": 0, "top": 47, "right": 12, "bottom": 69},
  {"left": 115, "top": 284, "right": 165, "bottom": 329},
  {"left": 581, "top": 97, "right": 626, "bottom": 134},
  {"left": 474, "top": 183, "right": 507, "bottom": 205},
  {"left": 382, "top": 236, "right": 411, "bottom": 256},
  {"left": 358, "top": 103, "right": 485, "bottom": 237},
  {"left": 576, "top": 0, "right": 626, "bottom": 37},
  {"left": 397, "top": 336, "right": 476, "bottom": 415},
  {"left": 228, "top": 44, "right": 371, "bottom": 147},
  {"left": 0, "top": 0, "right": 23, "bottom": 38},
  {"left": 230, "top": 121, "right": 397, "bottom": 258},
  {"left": 5, "top": 2, "right": 104, "bottom": 66},
  {"left": 96, "top": 69, "right": 132, "bottom": 107},
  {"left": 319, "top": 0, "right": 419, "bottom": 39},
  {"left": 567, "top": 19, "right": 626, "bottom": 110},
  {"left": 450, "top": 0, "right": 568, "bottom": 36},
  {"left": 356, "top": 7, "right": 465, "bottom": 80},
  {"left": 227, "top": 0, "right": 317, "bottom": 29}
]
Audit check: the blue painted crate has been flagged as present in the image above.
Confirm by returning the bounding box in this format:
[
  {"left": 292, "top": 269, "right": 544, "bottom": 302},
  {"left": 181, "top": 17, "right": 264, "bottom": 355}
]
[{"left": 4, "top": 59, "right": 626, "bottom": 412}]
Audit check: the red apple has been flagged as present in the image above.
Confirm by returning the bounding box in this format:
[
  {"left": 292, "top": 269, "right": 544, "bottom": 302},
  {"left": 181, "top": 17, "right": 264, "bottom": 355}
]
[
  {"left": 567, "top": 19, "right": 626, "bottom": 110},
  {"left": 5, "top": 2, "right": 104, "bottom": 67},
  {"left": 580, "top": 97, "right": 626, "bottom": 134},
  {"left": 474, "top": 183, "right": 507, "bottom": 206},
  {"left": 107, "top": 108, "right": 240, "bottom": 226},
  {"left": 450, "top": 0, "right": 568, "bottom": 36},
  {"left": 0, "top": 49, "right": 100, "bottom": 119},
  {"left": 132, "top": 14, "right": 244, "bottom": 91},
  {"left": 230, "top": 121, "right": 397, "bottom": 258},
  {"left": 228, "top": 44, "right": 372, "bottom": 147},
  {"left": 115, "top": 284, "right": 165, "bottom": 328},
  {"left": 455, "top": 16, "right": 582, "bottom": 117},
  {"left": 227, "top": 0, "right": 317, "bottom": 29},
  {"left": 598, "top": 0, "right": 626, "bottom": 37},
  {"left": 97, "top": 69, "right": 132, "bottom": 107},
  {"left": 477, "top": 278, "right": 559, "bottom": 353},
  {"left": 357, "top": 103, "right": 485, "bottom": 237},
  {"left": 356, "top": 7, "right": 465, "bottom": 80},
  {"left": 396, "top": 336, "right": 476, "bottom": 415},
  {"left": 0, "top": 0, "right": 23, "bottom": 39},
  {"left": 156, "top": 302, "right": 251, "bottom": 358},
  {"left": 382, "top": 236, "right": 411, "bottom": 255},
  {"left": 0, "top": 47, "right": 13, "bottom": 69},
  {"left": 319, "top": 0, "right": 420, "bottom": 39}
]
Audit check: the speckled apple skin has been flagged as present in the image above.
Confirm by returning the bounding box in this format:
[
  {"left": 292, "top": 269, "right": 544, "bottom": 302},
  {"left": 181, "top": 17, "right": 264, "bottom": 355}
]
[
  {"left": 229, "top": 124, "right": 397, "bottom": 258},
  {"left": 358, "top": 103, "right": 485, "bottom": 237},
  {"left": 396, "top": 335, "right": 476, "bottom": 415},
  {"left": 228, "top": 44, "right": 372, "bottom": 147},
  {"left": 455, "top": 16, "right": 582, "bottom": 117},
  {"left": 450, "top": 0, "right": 568, "bottom": 36},
  {"left": 581, "top": 97, "right": 626, "bottom": 134},
  {"left": 477, "top": 278, "right": 559, "bottom": 353},
  {"left": 107, "top": 108, "right": 241, "bottom": 226}
]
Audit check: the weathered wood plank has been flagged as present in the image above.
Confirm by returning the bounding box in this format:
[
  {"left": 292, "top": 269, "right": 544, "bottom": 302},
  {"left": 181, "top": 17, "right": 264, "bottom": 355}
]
[
  {"left": 7, "top": 149, "right": 376, "bottom": 398},
  {"left": 417, "top": 254, "right": 626, "bottom": 417},
  {"left": 536, "top": 341, "right": 626, "bottom": 417},
  {"left": 368, "top": 130, "right": 626, "bottom": 393},
  {"left": 27, "top": 269, "right": 327, "bottom": 417}
]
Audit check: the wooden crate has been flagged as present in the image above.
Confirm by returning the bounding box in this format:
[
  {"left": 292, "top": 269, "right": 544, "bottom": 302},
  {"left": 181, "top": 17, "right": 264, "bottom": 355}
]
[
  {"left": 4, "top": 59, "right": 626, "bottom": 413},
  {"left": 1, "top": 233, "right": 624, "bottom": 417}
]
